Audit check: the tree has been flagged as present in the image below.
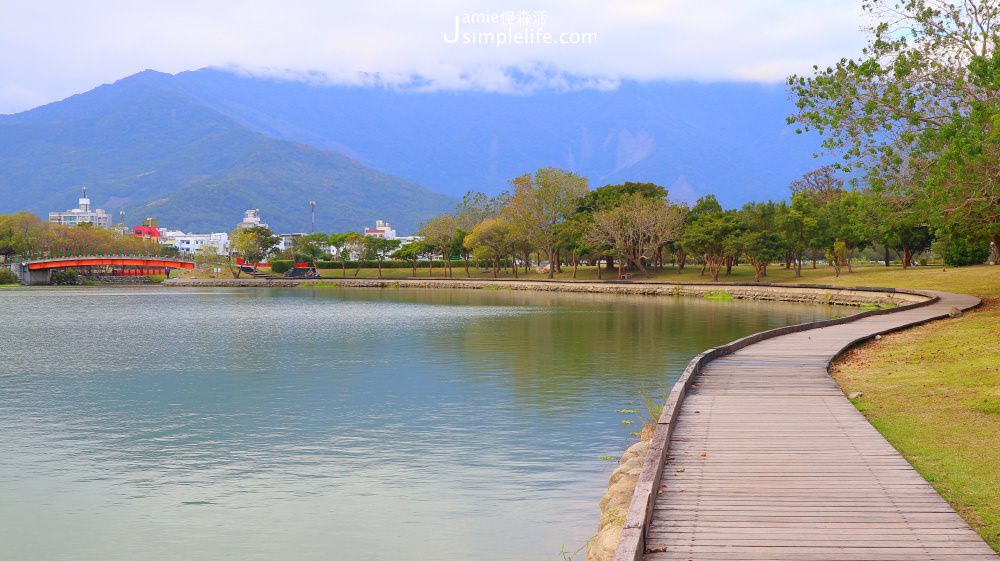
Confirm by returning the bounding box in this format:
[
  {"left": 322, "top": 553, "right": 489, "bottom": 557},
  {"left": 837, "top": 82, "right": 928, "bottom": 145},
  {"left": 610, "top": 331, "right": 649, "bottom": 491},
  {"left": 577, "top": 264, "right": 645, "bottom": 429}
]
[
  {"left": 465, "top": 218, "right": 516, "bottom": 278},
  {"left": 788, "top": 0, "right": 998, "bottom": 174},
  {"left": 777, "top": 193, "right": 821, "bottom": 276},
  {"left": 507, "top": 168, "right": 589, "bottom": 279},
  {"left": 790, "top": 166, "right": 844, "bottom": 206},
  {"left": 788, "top": 0, "right": 999, "bottom": 252},
  {"left": 229, "top": 226, "right": 280, "bottom": 275},
  {"left": 420, "top": 214, "right": 458, "bottom": 278},
  {"left": 681, "top": 211, "right": 738, "bottom": 282},
  {"left": 863, "top": 189, "right": 934, "bottom": 267},
  {"left": 735, "top": 202, "right": 787, "bottom": 281},
  {"left": 328, "top": 232, "right": 351, "bottom": 277},
  {"left": 678, "top": 195, "right": 723, "bottom": 272},
  {"left": 343, "top": 232, "right": 366, "bottom": 277},
  {"left": 0, "top": 212, "right": 48, "bottom": 258},
  {"left": 292, "top": 233, "right": 329, "bottom": 268},
  {"left": 824, "top": 190, "right": 872, "bottom": 273},
  {"left": 392, "top": 241, "right": 425, "bottom": 277},
  {"left": 365, "top": 237, "right": 401, "bottom": 278},
  {"left": 585, "top": 193, "right": 685, "bottom": 278}
]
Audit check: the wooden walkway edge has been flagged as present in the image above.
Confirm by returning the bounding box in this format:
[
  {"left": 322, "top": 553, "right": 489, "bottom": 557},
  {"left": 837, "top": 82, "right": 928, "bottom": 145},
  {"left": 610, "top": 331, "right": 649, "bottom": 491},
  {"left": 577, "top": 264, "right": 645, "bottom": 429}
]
[{"left": 614, "top": 288, "right": 998, "bottom": 561}]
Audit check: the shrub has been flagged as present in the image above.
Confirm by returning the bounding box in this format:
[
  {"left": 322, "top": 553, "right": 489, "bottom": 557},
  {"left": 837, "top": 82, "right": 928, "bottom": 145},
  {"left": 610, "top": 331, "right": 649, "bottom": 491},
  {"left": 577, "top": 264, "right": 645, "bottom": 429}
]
[
  {"left": 270, "top": 260, "right": 293, "bottom": 274},
  {"left": 943, "top": 237, "right": 989, "bottom": 267},
  {"left": 50, "top": 269, "right": 79, "bottom": 285},
  {"left": 0, "top": 268, "right": 18, "bottom": 285}
]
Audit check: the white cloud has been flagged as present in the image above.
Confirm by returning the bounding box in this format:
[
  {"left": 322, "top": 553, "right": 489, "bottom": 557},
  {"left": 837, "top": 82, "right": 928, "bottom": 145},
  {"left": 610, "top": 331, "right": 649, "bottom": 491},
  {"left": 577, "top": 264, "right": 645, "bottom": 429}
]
[{"left": 0, "top": 0, "right": 869, "bottom": 113}]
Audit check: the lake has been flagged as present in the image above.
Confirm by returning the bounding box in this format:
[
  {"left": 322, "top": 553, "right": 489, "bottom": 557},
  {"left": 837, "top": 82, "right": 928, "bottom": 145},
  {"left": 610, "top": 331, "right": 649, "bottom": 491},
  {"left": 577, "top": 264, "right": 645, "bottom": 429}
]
[{"left": 0, "top": 286, "right": 843, "bottom": 560}]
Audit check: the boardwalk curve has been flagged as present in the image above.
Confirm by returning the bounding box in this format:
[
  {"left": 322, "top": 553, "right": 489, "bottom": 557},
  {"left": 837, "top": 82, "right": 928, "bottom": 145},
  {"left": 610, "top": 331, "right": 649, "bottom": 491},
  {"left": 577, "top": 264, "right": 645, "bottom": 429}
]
[{"left": 615, "top": 289, "right": 998, "bottom": 561}]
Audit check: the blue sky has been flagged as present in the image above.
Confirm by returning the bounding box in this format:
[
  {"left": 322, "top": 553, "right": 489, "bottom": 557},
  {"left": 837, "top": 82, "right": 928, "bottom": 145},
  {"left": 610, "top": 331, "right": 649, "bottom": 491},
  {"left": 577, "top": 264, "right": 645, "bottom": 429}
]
[{"left": 0, "top": 0, "right": 868, "bottom": 114}]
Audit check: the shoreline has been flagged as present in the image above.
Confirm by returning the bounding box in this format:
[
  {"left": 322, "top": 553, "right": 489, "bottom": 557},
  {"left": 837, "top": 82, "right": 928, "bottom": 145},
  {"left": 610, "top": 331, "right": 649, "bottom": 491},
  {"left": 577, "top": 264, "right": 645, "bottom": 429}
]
[{"left": 163, "top": 276, "right": 929, "bottom": 307}]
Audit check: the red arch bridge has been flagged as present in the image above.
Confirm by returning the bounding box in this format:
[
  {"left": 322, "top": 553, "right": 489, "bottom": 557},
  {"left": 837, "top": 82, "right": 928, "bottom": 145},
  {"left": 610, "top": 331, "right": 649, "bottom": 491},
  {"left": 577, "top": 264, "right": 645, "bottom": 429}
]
[{"left": 11, "top": 255, "right": 195, "bottom": 284}]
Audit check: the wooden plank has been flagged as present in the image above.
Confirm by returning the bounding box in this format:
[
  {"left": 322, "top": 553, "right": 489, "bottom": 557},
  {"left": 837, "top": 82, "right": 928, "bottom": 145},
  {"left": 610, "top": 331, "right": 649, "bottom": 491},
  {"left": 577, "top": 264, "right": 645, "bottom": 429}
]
[{"left": 623, "top": 289, "right": 997, "bottom": 561}]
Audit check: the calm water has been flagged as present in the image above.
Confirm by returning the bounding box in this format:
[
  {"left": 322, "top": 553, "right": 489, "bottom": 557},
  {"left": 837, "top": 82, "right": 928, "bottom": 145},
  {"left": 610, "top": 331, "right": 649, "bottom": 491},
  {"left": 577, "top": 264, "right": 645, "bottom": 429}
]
[{"left": 0, "top": 286, "right": 843, "bottom": 561}]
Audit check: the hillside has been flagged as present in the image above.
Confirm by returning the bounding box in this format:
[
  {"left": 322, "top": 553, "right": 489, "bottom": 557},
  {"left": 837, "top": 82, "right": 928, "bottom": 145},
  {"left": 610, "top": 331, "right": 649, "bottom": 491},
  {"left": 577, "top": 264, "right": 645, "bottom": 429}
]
[
  {"left": 0, "top": 71, "right": 455, "bottom": 234},
  {"left": 166, "top": 68, "right": 826, "bottom": 205}
]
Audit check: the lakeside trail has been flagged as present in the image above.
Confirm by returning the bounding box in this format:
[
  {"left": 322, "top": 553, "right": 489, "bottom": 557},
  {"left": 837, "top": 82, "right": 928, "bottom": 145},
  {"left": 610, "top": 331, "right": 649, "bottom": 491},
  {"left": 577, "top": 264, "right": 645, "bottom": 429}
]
[{"left": 610, "top": 288, "right": 997, "bottom": 561}]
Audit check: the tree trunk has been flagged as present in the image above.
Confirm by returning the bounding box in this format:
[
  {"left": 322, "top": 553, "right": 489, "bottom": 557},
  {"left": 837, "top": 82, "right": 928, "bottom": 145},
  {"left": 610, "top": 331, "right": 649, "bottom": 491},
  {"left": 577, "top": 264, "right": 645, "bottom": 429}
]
[
  {"left": 464, "top": 255, "right": 471, "bottom": 277},
  {"left": 597, "top": 258, "right": 602, "bottom": 279},
  {"left": 884, "top": 246, "right": 891, "bottom": 267},
  {"left": 377, "top": 259, "right": 383, "bottom": 278},
  {"left": 725, "top": 255, "right": 733, "bottom": 276},
  {"left": 546, "top": 246, "right": 555, "bottom": 279},
  {"left": 572, "top": 251, "right": 578, "bottom": 279},
  {"left": 700, "top": 258, "right": 707, "bottom": 276},
  {"left": 678, "top": 249, "right": 687, "bottom": 272},
  {"left": 511, "top": 254, "right": 518, "bottom": 278}
]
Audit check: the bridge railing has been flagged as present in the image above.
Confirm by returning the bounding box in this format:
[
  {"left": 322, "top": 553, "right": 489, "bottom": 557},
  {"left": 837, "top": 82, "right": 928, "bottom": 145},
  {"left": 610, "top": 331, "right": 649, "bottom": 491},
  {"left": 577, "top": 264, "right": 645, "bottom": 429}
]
[{"left": 18, "top": 247, "right": 186, "bottom": 261}]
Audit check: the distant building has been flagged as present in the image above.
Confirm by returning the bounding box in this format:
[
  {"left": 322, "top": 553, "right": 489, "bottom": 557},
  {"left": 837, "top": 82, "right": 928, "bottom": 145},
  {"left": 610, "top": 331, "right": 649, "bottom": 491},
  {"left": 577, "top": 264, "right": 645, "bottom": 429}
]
[
  {"left": 277, "top": 233, "right": 307, "bottom": 252},
  {"left": 237, "top": 209, "right": 268, "bottom": 230},
  {"left": 49, "top": 187, "right": 112, "bottom": 228},
  {"left": 364, "top": 220, "right": 397, "bottom": 240},
  {"left": 163, "top": 232, "right": 230, "bottom": 255}
]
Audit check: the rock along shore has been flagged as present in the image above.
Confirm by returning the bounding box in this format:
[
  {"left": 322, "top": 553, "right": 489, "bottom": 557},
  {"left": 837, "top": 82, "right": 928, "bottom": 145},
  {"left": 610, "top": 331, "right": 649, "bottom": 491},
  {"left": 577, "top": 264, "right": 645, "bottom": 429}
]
[{"left": 163, "top": 276, "right": 927, "bottom": 307}]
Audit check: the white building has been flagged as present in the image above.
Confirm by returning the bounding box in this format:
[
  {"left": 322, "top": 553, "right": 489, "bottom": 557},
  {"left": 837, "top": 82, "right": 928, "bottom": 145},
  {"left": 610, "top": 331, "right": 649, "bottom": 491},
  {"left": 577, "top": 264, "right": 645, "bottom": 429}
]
[
  {"left": 159, "top": 230, "right": 230, "bottom": 255},
  {"left": 364, "top": 220, "right": 397, "bottom": 240},
  {"left": 237, "top": 209, "right": 268, "bottom": 230},
  {"left": 277, "top": 233, "right": 307, "bottom": 252},
  {"left": 49, "top": 187, "right": 112, "bottom": 229}
]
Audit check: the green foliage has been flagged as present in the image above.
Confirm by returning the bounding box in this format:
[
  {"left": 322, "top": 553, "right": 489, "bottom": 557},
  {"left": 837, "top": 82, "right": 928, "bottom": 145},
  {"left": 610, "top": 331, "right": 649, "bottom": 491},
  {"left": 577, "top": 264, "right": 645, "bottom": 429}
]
[
  {"left": 507, "top": 167, "right": 589, "bottom": 278},
  {"left": 230, "top": 226, "right": 280, "bottom": 270},
  {"left": 50, "top": 269, "right": 79, "bottom": 285},
  {"left": 270, "top": 260, "right": 293, "bottom": 274},
  {"left": 942, "top": 237, "right": 990, "bottom": 267},
  {"left": 0, "top": 268, "right": 18, "bottom": 284},
  {"left": 789, "top": 1, "right": 999, "bottom": 254}
]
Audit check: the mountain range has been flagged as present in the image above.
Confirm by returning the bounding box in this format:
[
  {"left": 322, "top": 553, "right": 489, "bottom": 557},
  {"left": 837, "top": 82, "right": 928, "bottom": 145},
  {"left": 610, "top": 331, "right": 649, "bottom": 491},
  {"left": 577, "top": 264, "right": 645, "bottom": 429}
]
[{"left": 0, "top": 68, "right": 827, "bottom": 234}]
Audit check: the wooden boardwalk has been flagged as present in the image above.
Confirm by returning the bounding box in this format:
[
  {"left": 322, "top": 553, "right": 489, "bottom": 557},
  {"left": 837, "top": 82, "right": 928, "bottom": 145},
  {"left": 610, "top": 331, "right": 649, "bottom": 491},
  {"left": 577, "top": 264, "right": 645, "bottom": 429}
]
[{"left": 636, "top": 290, "right": 997, "bottom": 561}]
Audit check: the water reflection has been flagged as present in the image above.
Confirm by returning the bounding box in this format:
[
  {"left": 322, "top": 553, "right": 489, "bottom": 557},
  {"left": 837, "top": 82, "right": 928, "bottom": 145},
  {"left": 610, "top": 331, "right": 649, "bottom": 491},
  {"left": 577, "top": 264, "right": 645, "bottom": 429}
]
[{"left": 0, "top": 286, "right": 841, "bottom": 561}]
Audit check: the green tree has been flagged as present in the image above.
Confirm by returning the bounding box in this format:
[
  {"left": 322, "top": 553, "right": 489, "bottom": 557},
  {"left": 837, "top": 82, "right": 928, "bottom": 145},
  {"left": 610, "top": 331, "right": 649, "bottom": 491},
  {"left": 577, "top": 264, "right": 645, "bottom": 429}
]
[
  {"left": 677, "top": 195, "right": 723, "bottom": 272},
  {"left": 292, "top": 233, "right": 329, "bottom": 267},
  {"left": 420, "top": 214, "right": 458, "bottom": 278},
  {"left": 507, "top": 167, "right": 589, "bottom": 279},
  {"left": 681, "top": 211, "right": 738, "bottom": 282},
  {"left": 391, "top": 241, "right": 425, "bottom": 277},
  {"left": 585, "top": 193, "right": 685, "bottom": 278},
  {"left": 788, "top": 0, "right": 999, "bottom": 253},
  {"left": 777, "top": 192, "right": 821, "bottom": 276},
  {"left": 464, "top": 218, "right": 515, "bottom": 278},
  {"left": 342, "top": 232, "right": 366, "bottom": 277},
  {"left": 365, "top": 237, "right": 401, "bottom": 278},
  {"left": 229, "top": 226, "right": 280, "bottom": 276}
]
